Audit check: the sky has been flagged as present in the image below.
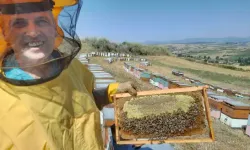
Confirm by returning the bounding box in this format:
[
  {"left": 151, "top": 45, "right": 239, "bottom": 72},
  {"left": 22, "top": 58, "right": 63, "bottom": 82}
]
[{"left": 76, "top": 0, "right": 250, "bottom": 43}]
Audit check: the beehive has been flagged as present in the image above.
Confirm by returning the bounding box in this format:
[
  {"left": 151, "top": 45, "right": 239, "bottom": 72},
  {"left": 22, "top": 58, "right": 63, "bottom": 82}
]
[
  {"left": 220, "top": 113, "right": 248, "bottom": 128},
  {"left": 223, "top": 89, "right": 234, "bottom": 96},
  {"left": 88, "top": 66, "right": 104, "bottom": 71},
  {"left": 93, "top": 72, "right": 114, "bottom": 80},
  {"left": 158, "top": 76, "right": 169, "bottom": 89},
  {"left": 113, "top": 86, "right": 214, "bottom": 144},
  {"left": 140, "top": 72, "right": 152, "bottom": 82},
  {"left": 172, "top": 70, "right": 184, "bottom": 76},
  {"left": 208, "top": 96, "right": 224, "bottom": 110},
  {"left": 95, "top": 79, "right": 116, "bottom": 89},
  {"left": 168, "top": 80, "right": 180, "bottom": 89},
  {"left": 151, "top": 73, "right": 162, "bottom": 87},
  {"left": 221, "top": 101, "right": 250, "bottom": 119}
]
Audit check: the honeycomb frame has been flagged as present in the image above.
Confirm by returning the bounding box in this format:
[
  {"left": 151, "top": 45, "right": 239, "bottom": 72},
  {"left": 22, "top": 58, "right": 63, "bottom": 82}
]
[{"left": 113, "top": 86, "right": 215, "bottom": 145}]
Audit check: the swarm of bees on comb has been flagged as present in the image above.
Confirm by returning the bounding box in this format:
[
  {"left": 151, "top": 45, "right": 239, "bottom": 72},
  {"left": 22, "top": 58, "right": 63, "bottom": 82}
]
[{"left": 118, "top": 92, "right": 206, "bottom": 140}]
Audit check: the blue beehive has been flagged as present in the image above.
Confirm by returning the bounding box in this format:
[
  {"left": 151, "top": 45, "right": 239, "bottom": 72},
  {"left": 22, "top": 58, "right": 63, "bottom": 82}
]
[
  {"left": 161, "top": 76, "right": 169, "bottom": 87},
  {"left": 153, "top": 73, "right": 161, "bottom": 82},
  {"left": 140, "top": 72, "right": 151, "bottom": 79}
]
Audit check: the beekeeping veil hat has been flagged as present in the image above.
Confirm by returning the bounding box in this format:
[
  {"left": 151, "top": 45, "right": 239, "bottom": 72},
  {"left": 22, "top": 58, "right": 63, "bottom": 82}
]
[{"left": 0, "top": 0, "right": 82, "bottom": 85}]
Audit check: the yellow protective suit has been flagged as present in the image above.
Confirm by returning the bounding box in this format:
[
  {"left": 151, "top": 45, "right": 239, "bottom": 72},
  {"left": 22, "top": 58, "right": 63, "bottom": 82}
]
[{"left": 0, "top": 58, "right": 118, "bottom": 150}]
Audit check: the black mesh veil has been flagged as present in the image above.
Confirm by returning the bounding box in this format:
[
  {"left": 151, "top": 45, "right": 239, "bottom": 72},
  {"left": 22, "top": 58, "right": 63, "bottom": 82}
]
[{"left": 0, "top": 0, "right": 82, "bottom": 85}]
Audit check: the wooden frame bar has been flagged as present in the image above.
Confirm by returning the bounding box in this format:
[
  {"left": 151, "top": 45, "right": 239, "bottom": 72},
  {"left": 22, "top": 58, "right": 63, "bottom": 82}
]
[{"left": 113, "top": 86, "right": 215, "bottom": 145}]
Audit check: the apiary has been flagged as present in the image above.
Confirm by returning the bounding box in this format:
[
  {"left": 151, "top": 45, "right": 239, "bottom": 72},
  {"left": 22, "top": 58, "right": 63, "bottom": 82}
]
[{"left": 113, "top": 86, "right": 214, "bottom": 144}]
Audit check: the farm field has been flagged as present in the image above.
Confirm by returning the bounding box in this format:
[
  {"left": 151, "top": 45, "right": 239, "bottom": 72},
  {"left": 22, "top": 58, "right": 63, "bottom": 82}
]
[
  {"left": 165, "top": 43, "right": 250, "bottom": 60},
  {"left": 90, "top": 56, "right": 250, "bottom": 150},
  {"left": 146, "top": 56, "right": 250, "bottom": 95},
  {"left": 165, "top": 43, "right": 250, "bottom": 68}
]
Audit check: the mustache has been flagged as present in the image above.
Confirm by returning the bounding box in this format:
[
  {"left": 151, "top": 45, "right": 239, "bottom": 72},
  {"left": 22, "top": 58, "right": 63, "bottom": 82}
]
[{"left": 22, "top": 34, "right": 47, "bottom": 43}]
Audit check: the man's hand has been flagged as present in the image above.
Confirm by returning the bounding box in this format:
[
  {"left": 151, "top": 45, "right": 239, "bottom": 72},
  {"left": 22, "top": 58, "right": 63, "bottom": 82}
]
[{"left": 117, "top": 81, "right": 138, "bottom": 96}]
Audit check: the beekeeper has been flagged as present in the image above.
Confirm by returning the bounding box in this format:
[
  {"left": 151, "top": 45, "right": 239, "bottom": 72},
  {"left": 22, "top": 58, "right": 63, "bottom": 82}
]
[{"left": 0, "top": 0, "right": 137, "bottom": 149}]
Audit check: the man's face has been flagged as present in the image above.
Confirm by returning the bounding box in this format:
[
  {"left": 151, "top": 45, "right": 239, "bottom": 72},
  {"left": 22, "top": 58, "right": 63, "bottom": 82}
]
[{"left": 4, "top": 11, "right": 56, "bottom": 64}]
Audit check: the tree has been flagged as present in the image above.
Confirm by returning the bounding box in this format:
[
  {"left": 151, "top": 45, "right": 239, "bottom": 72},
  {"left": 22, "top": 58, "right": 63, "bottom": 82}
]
[{"left": 82, "top": 37, "right": 171, "bottom": 56}]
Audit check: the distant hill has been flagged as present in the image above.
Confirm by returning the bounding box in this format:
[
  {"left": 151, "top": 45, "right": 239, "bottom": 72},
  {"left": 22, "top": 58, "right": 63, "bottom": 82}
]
[{"left": 145, "top": 37, "right": 250, "bottom": 45}]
